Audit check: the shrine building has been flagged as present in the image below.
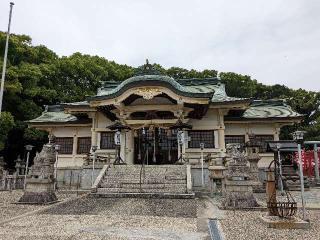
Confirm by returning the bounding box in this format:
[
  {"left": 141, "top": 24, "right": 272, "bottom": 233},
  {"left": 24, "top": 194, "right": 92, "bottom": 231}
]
[{"left": 28, "top": 62, "right": 302, "bottom": 169}]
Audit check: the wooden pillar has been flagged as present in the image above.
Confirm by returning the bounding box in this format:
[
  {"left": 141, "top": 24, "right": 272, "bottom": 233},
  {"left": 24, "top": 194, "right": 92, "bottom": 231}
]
[{"left": 266, "top": 169, "right": 277, "bottom": 216}]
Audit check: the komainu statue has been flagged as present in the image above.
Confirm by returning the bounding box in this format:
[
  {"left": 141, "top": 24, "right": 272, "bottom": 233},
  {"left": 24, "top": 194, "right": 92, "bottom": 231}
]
[{"left": 18, "top": 141, "right": 58, "bottom": 204}]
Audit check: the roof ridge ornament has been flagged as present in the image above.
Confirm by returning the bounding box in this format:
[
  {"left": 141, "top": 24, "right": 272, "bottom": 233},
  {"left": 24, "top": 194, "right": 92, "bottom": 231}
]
[{"left": 134, "top": 59, "right": 162, "bottom": 76}]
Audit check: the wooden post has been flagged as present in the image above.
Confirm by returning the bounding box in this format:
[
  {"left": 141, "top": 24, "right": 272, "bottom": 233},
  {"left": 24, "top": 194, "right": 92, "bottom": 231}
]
[{"left": 266, "top": 169, "right": 277, "bottom": 216}]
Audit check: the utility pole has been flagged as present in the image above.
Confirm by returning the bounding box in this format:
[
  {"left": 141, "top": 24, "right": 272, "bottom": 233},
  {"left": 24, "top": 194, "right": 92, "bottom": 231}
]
[{"left": 0, "top": 2, "right": 14, "bottom": 115}]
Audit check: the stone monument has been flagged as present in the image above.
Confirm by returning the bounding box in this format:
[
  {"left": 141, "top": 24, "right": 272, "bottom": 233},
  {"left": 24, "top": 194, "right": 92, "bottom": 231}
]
[
  {"left": 18, "top": 138, "right": 58, "bottom": 204},
  {"left": 222, "top": 143, "right": 259, "bottom": 209}
]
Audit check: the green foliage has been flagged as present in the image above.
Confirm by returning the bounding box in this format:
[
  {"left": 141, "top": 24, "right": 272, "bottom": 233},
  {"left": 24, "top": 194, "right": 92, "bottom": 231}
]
[
  {"left": 0, "top": 112, "right": 15, "bottom": 151},
  {"left": 219, "top": 72, "right": 258, "bottom": 98},
  {"left": 166, "top": 67, "right": 217, "bottom": 79},
  {"left": 24, "top": 127, "right": 48, "bottom": 141}
]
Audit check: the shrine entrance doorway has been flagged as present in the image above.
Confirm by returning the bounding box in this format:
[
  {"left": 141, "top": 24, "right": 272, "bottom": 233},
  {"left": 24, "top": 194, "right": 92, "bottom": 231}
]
[{"left": 134, "top": 127, "right": 178, "bottom": 164}]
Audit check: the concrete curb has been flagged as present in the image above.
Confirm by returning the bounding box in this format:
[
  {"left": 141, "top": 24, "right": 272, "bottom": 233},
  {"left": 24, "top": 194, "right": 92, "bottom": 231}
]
[{"left": 0, "top": 193, "right": 87, "bottom": 226}]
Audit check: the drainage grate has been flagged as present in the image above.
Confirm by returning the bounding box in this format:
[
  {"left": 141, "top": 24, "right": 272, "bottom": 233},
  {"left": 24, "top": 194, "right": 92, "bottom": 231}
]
[{"left": 208, "top": 219, "right": 224, "bottom": 240}]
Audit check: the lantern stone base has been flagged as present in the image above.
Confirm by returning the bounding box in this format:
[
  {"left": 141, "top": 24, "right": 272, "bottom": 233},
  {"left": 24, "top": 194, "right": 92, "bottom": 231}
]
[
  {"left": 18, "top": 178, "right": 58, "bottom": 204},
  {"left": 259, "top": 215, "right": 310, "bottom": 229},
  {"left": 222, "top": 180, "right": 259, "bottom": 209}
]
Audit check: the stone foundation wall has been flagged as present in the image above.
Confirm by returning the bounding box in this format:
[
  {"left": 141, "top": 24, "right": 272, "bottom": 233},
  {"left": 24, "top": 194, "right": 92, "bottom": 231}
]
[
  {"left": 56, "top": 166, "right": 102, "bottom": 190},
  {"left": 57, "top": 165, "right": 213, "bottom": 191}
]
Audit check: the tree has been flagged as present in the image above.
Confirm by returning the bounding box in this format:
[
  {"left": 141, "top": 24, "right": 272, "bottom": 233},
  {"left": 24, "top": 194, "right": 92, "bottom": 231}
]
[{"left": 0, "top": 112, "right": 15, "bottom": 151}]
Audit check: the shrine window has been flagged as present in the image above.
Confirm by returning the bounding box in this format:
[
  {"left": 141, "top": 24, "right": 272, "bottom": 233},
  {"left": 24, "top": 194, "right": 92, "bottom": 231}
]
[
  {"left": 188, "top": 130, "right": 215, "bottom": 148},
  {"left": 55, "top": 137, "right": 73, "bottom": 154},
  {"left": 77, "top": 137, "right": 91, "bottom": 154},
  {"left": 255, "top": 135, "right": 274, "bottom": 153},
  {"left": 100, "top": 132, "right": 116, "bottom": 149},
  {"left": 225, "top": 135, "right": 245, "bottom": 148}
]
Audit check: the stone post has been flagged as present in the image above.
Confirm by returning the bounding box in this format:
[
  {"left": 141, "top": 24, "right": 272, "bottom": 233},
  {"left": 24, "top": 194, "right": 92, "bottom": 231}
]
[{"left": 314, "top": 144, "right": 319, "bottom": 184}]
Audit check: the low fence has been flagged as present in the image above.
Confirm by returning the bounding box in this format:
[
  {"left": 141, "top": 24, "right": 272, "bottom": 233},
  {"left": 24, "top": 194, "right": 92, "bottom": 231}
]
[{"left": 0, "top": 174, "right": 24, "bottom": 191}]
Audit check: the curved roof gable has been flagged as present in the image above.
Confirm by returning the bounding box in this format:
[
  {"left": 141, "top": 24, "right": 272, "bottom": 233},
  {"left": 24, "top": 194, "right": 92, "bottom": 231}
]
[{"left": 89, "top": 74, "right": 215, "bottom": 101}]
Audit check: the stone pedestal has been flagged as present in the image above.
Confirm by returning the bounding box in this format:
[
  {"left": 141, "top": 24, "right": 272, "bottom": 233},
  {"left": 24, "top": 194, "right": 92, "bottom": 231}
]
[
  {"left": 260, "top": 215, "right": 310, "bottom": 229},
  {"left": 224, "top": 180, "right": 259, "bottom": 208},
  {"left": 19, "top": 178, "right": 57, "bottom": 203},
  {"left": 208, "top": 165, "right": 226, "bottom": 194},
  {"left": 19, "top": 143, "right": 58, "bottom": 204}
]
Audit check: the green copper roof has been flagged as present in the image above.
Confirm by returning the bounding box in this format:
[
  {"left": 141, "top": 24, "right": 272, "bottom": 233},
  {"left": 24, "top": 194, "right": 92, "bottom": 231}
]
[
  {"left": 243, "top": 100, "right": 303, "bottom": 119},
  {"left": 225, "top": 100, "right": 303, "bottom": 121},
  {"left": 28, "top": 105, "right": 91, "bottom": 124},
  {"left": 89, "top": 74, "right": 215, "bottom": 101},
  {"left": 177, "top": 78, "right": 249, "bottom": 103},
  {"left": 28, "top": 62, "right": 301, "bottom": 124},
  {"left": 94, "top": 76, "right": 248, "bottom": 104}
]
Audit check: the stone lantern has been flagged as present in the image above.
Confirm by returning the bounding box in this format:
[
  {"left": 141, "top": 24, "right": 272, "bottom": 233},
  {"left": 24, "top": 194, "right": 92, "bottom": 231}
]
[
  {"left": 222, "top": 143, "right": 259, "bottom": 209},
  {"left": 15, "top": 155, "right": 25, "bottom": 175},
  {"left": 245, "top": 134, "right": 264, "bottom": 193}
]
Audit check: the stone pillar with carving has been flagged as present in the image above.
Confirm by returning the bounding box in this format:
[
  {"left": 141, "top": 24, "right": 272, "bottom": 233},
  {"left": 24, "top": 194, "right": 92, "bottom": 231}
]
[{"left": 18, "top": 138, "right": 58, "bottom": 204}]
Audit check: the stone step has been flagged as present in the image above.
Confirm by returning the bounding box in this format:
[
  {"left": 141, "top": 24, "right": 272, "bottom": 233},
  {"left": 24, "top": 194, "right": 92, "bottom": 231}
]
[
  {"left": 106, "top": 171, "right": 184, "bottom": 175},
  {"left": 97, "top": 187, "right": 187, "bottom": 194},
  {"left": 105, "top": 172, "right": 186, "bottom": 176},
  {"left": 91, "top": 192, "right": 195, "bottom": 199},
  {"left": 94, "top": 164, "right": 190, "bottom": 198},
  {"left": 100, "top": 183, "right": 165, "bottom": 189},
  {"left": 100, "top": 179, "right": 186, "bottom": 185},
  {"left": 99, "top": 183, "right": 187, "bottom": 190}
]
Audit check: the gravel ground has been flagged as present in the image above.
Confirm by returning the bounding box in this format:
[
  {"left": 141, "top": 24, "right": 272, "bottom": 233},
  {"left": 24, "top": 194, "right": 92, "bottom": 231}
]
[
  {"left": 42, "top": 196, "right": 198, "bottom": 218},
  {"left": 220, "top": 209, "right": 320, "bottom": 240},
  {"left": 0, "top": 190, "right": 76, "bottom": 222},
  {"left": 0, "top": 193, "right": 210, "bottom": 240},
  {"left": 203, "top": 190, "right": 320, "bottom": 240}
]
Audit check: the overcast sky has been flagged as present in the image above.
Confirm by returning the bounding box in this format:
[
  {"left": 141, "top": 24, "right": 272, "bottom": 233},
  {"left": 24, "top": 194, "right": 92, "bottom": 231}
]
[{"left": 0, "top": 0, "right": 319, "bottom": 91}]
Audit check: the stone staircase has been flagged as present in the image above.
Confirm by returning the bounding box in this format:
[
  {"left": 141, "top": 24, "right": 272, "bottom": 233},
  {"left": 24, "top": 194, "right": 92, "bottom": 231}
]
[
  {"left": 91, "top": 164, "right": 194, "bottom": 198},
  {"left": 282, "top": 165, "right": 310, "bottom": 191}
]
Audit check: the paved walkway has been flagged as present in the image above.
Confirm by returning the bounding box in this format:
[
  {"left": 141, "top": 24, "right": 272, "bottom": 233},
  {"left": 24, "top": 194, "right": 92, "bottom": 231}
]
[{"left": 0, "top": 194, "right": 211, "bottom": 240}]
